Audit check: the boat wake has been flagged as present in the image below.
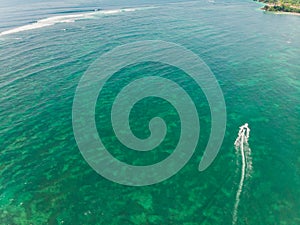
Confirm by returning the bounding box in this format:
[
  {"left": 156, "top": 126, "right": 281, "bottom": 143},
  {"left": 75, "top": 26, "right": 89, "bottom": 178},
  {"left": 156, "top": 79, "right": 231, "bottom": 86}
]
[
  {"left": 232, "top": 123, "right": 252, "bottom": 225},
  {"left": 0, "top": 7, "right": 156, "bottom": 37}
]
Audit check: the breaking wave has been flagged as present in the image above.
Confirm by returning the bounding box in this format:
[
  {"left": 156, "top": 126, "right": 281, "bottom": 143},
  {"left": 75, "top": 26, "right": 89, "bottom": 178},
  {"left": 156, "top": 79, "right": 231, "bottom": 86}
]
[{"left": 0, "top": 7, "right": 155, "bottom": 36}]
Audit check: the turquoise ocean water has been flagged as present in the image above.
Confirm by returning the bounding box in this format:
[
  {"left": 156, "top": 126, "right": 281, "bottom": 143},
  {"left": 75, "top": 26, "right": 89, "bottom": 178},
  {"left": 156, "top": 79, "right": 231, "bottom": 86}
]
[{"left": 0, "top": 0, "right": 300, "bottom": 224}]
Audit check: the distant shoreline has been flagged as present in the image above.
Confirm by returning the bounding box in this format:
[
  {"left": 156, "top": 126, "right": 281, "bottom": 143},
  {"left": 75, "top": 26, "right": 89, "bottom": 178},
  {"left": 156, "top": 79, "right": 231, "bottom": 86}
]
[
  {"left": 271, "top": 11, "right": 300, "bottom": 16},
  {"left": 254, "top": 0, "right": 300, "bottom": 15}
]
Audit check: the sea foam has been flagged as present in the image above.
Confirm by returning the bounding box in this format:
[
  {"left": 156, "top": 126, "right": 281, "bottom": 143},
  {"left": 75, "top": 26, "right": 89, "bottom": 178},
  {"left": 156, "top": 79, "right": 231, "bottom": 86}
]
[{"left": 0, "top": 7, "right": 152, "bottom": 36}]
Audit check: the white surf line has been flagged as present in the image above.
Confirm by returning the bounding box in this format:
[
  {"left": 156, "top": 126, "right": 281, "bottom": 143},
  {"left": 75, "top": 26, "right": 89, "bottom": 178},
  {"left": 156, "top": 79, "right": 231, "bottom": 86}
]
[
  {"left": 0, "top": 7, "right": 157, "bottom": 37},
  {"left": 0, "top": 13, "right": 95, "bottom": 36},
  {"left": 232, "top": 123, "right": 250, "bottom": 225}
]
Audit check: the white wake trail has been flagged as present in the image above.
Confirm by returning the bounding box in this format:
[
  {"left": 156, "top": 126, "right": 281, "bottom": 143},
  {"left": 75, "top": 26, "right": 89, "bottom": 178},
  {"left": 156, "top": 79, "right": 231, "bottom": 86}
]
[{"left": 232, "top": 123, "right": 250, "bottom": 225}]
